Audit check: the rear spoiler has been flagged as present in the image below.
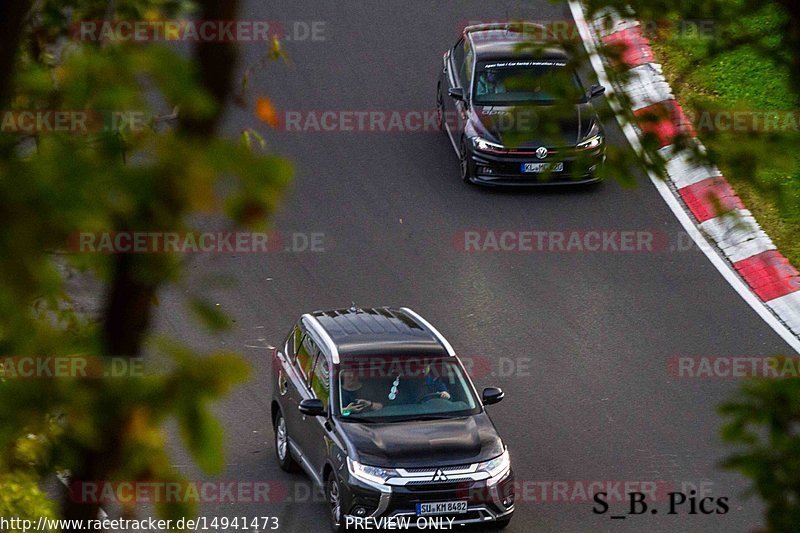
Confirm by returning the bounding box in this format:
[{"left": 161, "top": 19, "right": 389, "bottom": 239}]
[{"left": 463, "top": 21, "right": 548, "bottom": 36}]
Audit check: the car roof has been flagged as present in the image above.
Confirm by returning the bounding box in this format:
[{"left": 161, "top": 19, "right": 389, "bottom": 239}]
[
  {"left": 464, "top": 22, "right": 570, "bottom": 63},
  {"left": 308, "top": 307, "right": 454, "bottom": 359}
]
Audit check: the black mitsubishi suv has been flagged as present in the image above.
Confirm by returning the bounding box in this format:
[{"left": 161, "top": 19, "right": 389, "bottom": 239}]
[
  {"left": 270, "top": 306, "right": 514, "bottom": 531},
  {"left": 436, "top": 22, "right": 606, "bottom": 186}
]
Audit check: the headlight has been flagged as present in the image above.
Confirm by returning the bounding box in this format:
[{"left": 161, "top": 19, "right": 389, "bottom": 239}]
[
  {"left": 477, "top": 449, "right": 511, "bottom": 480},
  {"left": 576, "top": 134, "right": 604, "bottom": 151},
  {"left": 347, "top": 458, "right": 398, "bottom": 485},
  {"left": 473, "top": 136, "right": 504, "bottom": 151}
]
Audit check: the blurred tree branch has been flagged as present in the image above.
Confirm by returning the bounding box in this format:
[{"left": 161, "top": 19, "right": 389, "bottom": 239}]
[{"left": 0, "top": 0, "right": 289, "bottom": 528}]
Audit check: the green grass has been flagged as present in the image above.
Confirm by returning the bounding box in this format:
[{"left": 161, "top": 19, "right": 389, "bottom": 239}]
[{"left": 648, "top": 6, "right": 800, "bottom": 265}]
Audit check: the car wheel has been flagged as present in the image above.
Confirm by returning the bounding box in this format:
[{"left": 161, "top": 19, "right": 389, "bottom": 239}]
[
  {"left": 459, "top": 138, "right": 474, "bottom": 183},
  {"left": 435, "top": 84, "right": 445, "bottom": 131},
  {"left": 326, "top": 472, "right": 348, "bottom": 532},
  {"left": 274, "top": 411, "right": 297, "bottom": 472}
]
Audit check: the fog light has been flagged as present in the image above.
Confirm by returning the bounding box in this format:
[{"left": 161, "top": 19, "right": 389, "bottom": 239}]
[
  {"left": 478, "top": 166, "right": 494, "bottom": 175},
  {"left": 353, "top": 506, "right": 367, "bottom": 517}
]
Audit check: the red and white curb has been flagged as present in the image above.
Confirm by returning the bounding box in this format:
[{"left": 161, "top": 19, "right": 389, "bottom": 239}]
[{"left": 568, "top": 1, "right": 800, "bottom": 351}]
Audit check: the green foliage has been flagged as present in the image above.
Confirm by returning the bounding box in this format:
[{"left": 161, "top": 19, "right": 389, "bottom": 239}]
[
  {"left": 719, "top": 371, "right": 800, "bottom": 531},
  {"left": 0, "top": 472, "right": 57, "bottom": 529},
  {"left": 0, "top": 0, "right": 290, "bottom": 524},
  {"left": 645, "top": 1, "right": 800, "bottom": 265}
]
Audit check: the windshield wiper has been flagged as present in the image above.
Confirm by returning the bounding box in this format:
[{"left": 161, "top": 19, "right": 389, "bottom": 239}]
[
  {"left": 390, "top": 414, "right": 455, "bottom": 422},
  {"left": 338, "top": 416, "right": 381, "bottom": 423}
]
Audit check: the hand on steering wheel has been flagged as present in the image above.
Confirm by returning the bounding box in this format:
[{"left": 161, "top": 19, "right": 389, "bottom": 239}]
[{"left": 418, "top": 391, "right": 450, "bottom": 403}]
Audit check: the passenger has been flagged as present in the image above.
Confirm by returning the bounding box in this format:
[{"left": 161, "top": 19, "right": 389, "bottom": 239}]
[{"left": 340, "top": 368, "right": 383, "bottom": 413}]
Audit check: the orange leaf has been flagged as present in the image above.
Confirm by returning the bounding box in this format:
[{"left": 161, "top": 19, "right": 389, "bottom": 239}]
[{"left": 255, "top": 97, "right": 279, "bottom": 128}]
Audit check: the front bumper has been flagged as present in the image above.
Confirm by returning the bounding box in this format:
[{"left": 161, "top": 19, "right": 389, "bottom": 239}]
[
  {"left": 468, "top": 144, "right": 605, "bottom": 187},
  {"left": 341, "top": 469, "right": 515, "bottom": 527}
]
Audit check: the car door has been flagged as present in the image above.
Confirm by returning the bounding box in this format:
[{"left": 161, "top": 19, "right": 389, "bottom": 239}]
[
  {"left": 303, "top": 350, "right": 333, "bottom": 475},
  {"left": 275, "top": 324, "right": 303, "bottom": 436},
  {"left": 283, "top": 328, "right": 318, "bottom": 452}
]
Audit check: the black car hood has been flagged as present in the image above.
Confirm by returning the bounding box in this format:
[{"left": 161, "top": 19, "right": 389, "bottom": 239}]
[
  {"left": 471, "top": 102, "right": 595, "bottom": 148},
  {"left": 338, "top": 412, "right": 504, "bottom": 468}
]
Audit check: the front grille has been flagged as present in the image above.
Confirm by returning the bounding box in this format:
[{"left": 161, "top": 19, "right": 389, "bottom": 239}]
[{"left": 402, "top": 480, "right": 473, "bottom": 491}]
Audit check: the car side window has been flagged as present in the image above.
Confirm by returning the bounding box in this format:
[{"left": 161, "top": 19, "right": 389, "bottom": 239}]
[
  {"left": 294, "top": 333, "right": 319, "bottom": 380},
  {"left": 451, "top": 38, "right": 465, "bottom": 74},
  {"left": 284, "top": 325, "right": 300, "bottom": 363},
  {"left": 458, "top": 39, "right": 473, "bottom": 95},
  {"left": 309, "top": 354, "right": 331, "bottom": 406}
]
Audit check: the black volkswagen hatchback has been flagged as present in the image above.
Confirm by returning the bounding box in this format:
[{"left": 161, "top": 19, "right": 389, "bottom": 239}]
[
  {"left": 436, "top": 22, "right": 606, "bottom": 186},
  {"left": 271, "top": 307, "right": 514, "bottom": 531}
]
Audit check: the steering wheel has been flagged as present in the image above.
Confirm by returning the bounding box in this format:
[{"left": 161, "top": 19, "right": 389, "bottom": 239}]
[{"left": 418, "top": 392, "right": 446, "bottom": 403}]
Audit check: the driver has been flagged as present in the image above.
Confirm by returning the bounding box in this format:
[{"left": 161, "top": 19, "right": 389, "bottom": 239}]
[
  {"left": 422, "top": 364, "right": 451, "bottom": 400},
  {"left": 340, "top": 368, "right": 383, "bottom": 413},
  {"left": 476, "top": 69, "right": 505, "bottom": 97}
]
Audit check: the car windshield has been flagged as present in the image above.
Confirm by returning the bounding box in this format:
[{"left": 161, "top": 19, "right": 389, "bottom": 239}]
[
  {"left": 335, "top": 355, "right": 480, "bottom": 422},
  {"left": 473, "top": 60, "right": 584, "bottom": 105}
]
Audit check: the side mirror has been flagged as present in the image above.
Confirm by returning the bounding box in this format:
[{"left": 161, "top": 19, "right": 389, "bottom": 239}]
[
  {"left": 448, "top": 87, "right": 465, "bottom": 101},
  {"left": 482, "top": 387, "right": 504, "bottom": 406},
  {"left": 589, "top": 84, "right": 606, "bottom": 98},
  {"left": 299, "top": 398, "right": 326, "bottom": 417}
]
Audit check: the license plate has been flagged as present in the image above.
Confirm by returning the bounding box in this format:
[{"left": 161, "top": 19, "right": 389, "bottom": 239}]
[
  {"left": 416, "top": 501, "right": 468, "bottom": 516},
  {"left": 522, "top": 162, "right": 564, "bottom": 173}
]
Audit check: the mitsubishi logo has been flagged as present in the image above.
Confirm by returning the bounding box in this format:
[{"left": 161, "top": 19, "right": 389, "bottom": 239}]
[
  {"left": 432, "top": 469, "right": 448, "bottom": 482},
  {"left": 535, "top": 146, "right": 548, "bottom": 159}
]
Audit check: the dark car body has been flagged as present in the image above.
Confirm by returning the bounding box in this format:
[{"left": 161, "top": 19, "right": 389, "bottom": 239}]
[
  {"left": 270, "top": 307, "right": 514, "bottom": 531},
  {"left": 436, "top": 22, "right": 606, "bottom": 186}
]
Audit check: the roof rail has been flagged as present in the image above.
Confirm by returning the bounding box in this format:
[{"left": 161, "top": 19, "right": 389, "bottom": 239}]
[
  {"left": 399, "top": 307, "right": 456, "bottom": 356},
  {"left": 302, "top": 313, "right": 341, "bottom": 363}
]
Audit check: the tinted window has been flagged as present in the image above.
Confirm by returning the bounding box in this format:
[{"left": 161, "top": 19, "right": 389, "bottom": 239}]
[
  {"left": 452, "top": 38, "right": 465, "bottom": 71},
  {"left": 295, "top": 333, "right": 319, "bottom": 380},
  {"left": 458, "top": 40, "right": 474, "bottom": 92},
  {"left": 284, "top": 325, "right": 300, "bottom": 363},
  {"left": 310, "top": 354, "right": 331, "bottom": 406}
]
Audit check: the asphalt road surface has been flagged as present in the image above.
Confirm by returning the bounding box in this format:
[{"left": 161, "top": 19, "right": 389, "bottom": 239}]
[{"left": 152, "top": 1, "right": 795, "bottom": 531}]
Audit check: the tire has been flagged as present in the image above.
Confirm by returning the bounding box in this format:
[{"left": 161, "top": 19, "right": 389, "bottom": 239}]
[
  {"left": 459, "top": 137, "right": 475, "bottom": 183},
  {"left": 326, "top": 472, "right": 348, "bottom": 532},
  {"left": 273, "top": 410, "right": 297, "bottom": 472},
  {"left": 435, "top": 83, "right": 445, "bottom": 131}
]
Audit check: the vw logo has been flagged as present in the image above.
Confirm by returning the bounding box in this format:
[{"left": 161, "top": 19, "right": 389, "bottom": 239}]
[
  {"left": 535, "top": 146, "right": 548, "bottom": 159},
  {"left": 432, "top": 469, "right": 448, "bottom": 482}
]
